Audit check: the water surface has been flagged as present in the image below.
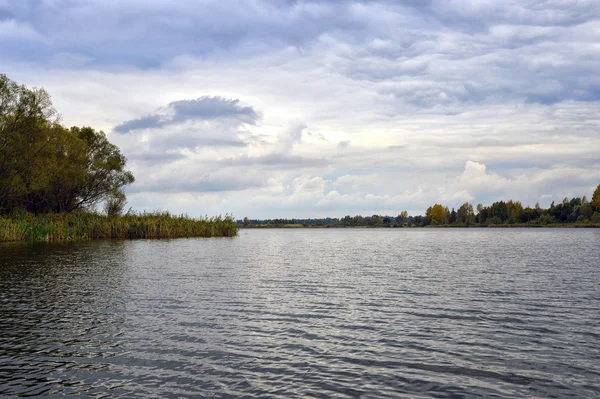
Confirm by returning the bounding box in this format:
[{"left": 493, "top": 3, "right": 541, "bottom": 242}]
[{"left": 1, "top": 229, "right": 599, "bottom": 398}]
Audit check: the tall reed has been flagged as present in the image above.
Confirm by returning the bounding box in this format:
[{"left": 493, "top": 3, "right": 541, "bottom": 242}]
[{"left": 0, "top": 211, "right": 238, "bottom": 242}]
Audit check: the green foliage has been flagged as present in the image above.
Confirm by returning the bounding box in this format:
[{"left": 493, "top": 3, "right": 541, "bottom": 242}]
[
  {"left": 456, "top": 202, "right": 475, "bottom": 224},
  {"left": 538, "top": 214, "right": 556, "bottom": 225},
  {"left": 518, "top": 207, "right": 539, "bottom": 223},
  {"left": 592, "top": 185, "right": 600, "bottom": 210},
  {"left": 449, "top": 208, "right": 457, "bottom": 224},
  {"left": 490, "top": 201, "right": 509, "bottom": 222},
  {"left": 104, "top": 189, "right": 127, "bottom": 217},
  {"left": 0, "top": 74, "right": 134, "bottom": 214},
  {"left": 487, "top": 216, "right": 502, "bottom": 225},
  {"left": 0, "top": 212, "right": 238, "bottom": 242},
  {"left": 426, "top": 204, "right": 447, "bottom": 225},
  {"left": 369, "top": 214, "right": 383, "bottom": 227},
  {"left": 396, "top": 210, "right": 409, "bottom": 226}
]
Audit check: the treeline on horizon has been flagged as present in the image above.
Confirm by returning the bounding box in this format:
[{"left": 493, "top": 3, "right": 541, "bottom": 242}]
[
  {"left": 0, "top": 74, "right": 237, "bottom": 241},
  {"left": 239, "top": 188, "right": 600, "bottom": 228}
]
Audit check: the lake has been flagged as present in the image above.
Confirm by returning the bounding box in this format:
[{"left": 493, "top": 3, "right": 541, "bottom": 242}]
[{"left": 1, "top": 228, "right": 599, "bottom": 398}]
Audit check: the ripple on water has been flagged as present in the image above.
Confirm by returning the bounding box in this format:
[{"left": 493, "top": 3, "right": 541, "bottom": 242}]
[{"left": 1, "top": 229, "right": 600, "bottom": 398}]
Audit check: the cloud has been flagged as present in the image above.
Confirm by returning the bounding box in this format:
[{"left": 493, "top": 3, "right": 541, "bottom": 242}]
[
  {"left": 333, "top": 174, "right": 378, "bottom": 190},
  {"left": 444, "top": 161, "right": 600, "bottom": 207},
  {"left": 50, "top": 52, "right": 93, "bottom": 68},
  {"left": 115, "top": 114, "right": 163, "bottom": 134},
  {"left": 114, "top": 96, "right": 259, "bottom": 134},
  {"left": 276, "top": 123, "right": 306, "bottom": 153},
  {"left": 337, "top": 140, "right": 351, "bottom": 150},
  {"left": 127, "top": 165, "right": 269, "bottom": 194},
  {"left": 0, "top": 0, "right": 366, "bottom": 66},
  {"left": 219, "top": 153, "right": 328, "bottom": 169},
  {"left": 306, "top": 130, "right": 328, "bottom": 141},
  {"left": 0, "top": 18, "right": 41, "bottom": 40},
  {"left": 111, "top": 95, "right": 261, "bottom": 170},
  {"left": 128, "top": 151, "right": 188, "bottom": 165},
  {"left": 2, "top": 0, "right": 600, "bottom": 217}
]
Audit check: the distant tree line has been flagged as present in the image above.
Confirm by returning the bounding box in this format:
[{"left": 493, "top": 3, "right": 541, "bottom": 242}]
[
  {"left": 239, "top": 187, "right": 600, "bottom": 227},
  {"left": 0, "top": 74, "right": 134, "bottom": 215}
]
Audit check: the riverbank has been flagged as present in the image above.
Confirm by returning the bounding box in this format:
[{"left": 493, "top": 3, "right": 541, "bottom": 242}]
[
  {"left": 0, "top": 212, "right": 238, "bottom": 242},
  {"left": 240, "top": 223, "right": 600, "bottom": 229}
]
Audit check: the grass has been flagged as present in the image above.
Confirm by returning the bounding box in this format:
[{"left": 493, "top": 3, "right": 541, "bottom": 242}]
[{"left": 0, "top": 211, "right": 238, "bottom": 242}]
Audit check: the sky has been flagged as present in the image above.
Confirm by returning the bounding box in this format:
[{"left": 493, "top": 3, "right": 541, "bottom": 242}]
[{"left": 1, "top": 0, "right": 599, "bottom": 218}]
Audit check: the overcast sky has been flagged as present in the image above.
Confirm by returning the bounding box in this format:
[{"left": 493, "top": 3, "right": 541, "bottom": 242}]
[{"left": 2, "top": 0, "right": 599, "bottom": 218}]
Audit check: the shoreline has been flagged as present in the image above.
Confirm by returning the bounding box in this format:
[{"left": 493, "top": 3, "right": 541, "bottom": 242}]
[{"left": 240, "top": 224, "right": 600, "bottom": 229}]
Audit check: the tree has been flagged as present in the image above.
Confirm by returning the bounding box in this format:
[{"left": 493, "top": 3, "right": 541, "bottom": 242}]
[
  {"left": 369, "top": 214, "right": 383, "bottom": 227},
  {"left": 457, "top": 202, "right": 475, "bottom": 224},
  {"left": 104, "top": 189, "right": 127, "bottom": 216},
  {"left": 341, "top": 215, "right": 352, "bottom": 227},
  {"left": 413, "top": 215, "right": 425, "bottom": 226},
  {"left": 396, "top": 210, "right": 408, "bottom": 226},
  {"left": 427, "top": 204, "right": 447, "bottom": 225},
  {"left": 477, "top": 205, "right": 490, "bottom": 225},
  {"left": 490, "top": 201, "right": 509, "bottom": 223},
  {"left": 0, "top": 74, "right": 134, "bottom": 214},
  {"left": 352, "top": 215, "right": 364, "bottom": 226},
  {"left": 65, "top": 126, "right": 134, "bottom": 212},
  {"left": 580, "top": 201, "right": 594, "bottom": 220},
  {"left": 449, "top": 208, "right": 457, "bottom": 224},
  {"left": 506, "top": 200, "right": 523, "bottom": 223},
  {"left": 592, "top": 184, "right": 600, "bottom": 210},
  {"left": 0, "top": 74, "right": 60, "bottom": 211},
  {"left": 518, "top": 207, "right": 538, "bottom": 223}
]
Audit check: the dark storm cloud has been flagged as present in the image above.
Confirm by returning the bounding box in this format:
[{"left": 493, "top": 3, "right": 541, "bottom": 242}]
[{"left": 114, "top": 96, "right": 259, "bottom": 134}]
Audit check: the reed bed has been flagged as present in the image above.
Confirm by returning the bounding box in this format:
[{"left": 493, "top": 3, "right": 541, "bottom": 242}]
[{"left": 0, "top": 211, "right": 238, "bottom": 242}]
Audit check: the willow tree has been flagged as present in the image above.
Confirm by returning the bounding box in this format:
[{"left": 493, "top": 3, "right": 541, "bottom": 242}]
[
  {"left": 0, "top": 74, "right": 58, "bottom": 210},
  {"left": 0, "top": 74, "right": 134, "bottom": 214}
]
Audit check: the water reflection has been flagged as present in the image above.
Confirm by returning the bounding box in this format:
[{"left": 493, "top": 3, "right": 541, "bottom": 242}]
[{"left": 1, "top": 230, "right": 600, "bottom": 398}]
